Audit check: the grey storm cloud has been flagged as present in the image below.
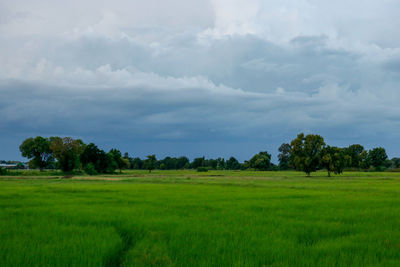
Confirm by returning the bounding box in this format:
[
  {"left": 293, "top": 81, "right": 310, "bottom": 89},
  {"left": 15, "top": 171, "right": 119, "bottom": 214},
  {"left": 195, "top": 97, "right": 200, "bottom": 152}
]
[{"left": 1, "top": 0, "right": 400, "bottom": 160}]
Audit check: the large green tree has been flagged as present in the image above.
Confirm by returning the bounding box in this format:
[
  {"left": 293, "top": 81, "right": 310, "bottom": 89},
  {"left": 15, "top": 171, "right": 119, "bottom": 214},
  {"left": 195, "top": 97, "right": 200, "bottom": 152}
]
[
  {"left": 290, "top": 133, "right": 325, "bottom": 176},
  {"left": 80, "top": 143, "right": 117, "bottom": 174},
  {"left": 80, "top": 143, "right": 102, "bottom": 171},
  {"left": 191, "top": 157, "right": 205, "bottom": 169},
  {"left": 19, "top": 136, "right": 53, "bottom": 171},
  {"left": 226, "top": 157, "right": 241, "bottom": 170},
  {"left": 249, "top": 151, "right": 271, "bottom": 171},
  {"left": 321, "top": 146, "right": 350, "bottom": 177},
  {"left": 108, "top": 149, "right": 127, "bottom": 173},
  {"left": 50, "top": 137, "right": 84, "bottom": 172},
  {"left": 176, "top": 156, "right": 189, "bottom": 169},
  {"left": 368, "top": 147, "right": 388, "bottom": 170},
  {"left": 344, "top": 144, "right": 365, "bottom": 169}
]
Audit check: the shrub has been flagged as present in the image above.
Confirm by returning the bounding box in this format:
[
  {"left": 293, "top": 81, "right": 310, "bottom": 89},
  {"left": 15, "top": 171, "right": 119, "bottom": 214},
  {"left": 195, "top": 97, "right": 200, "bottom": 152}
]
[
  {"left": 197, "top": 167, "right": 208, "bottom": 172},
  {"left": 0, "top": 167, "right": 7, "bottom": 175},
  {"left": 84, "top": 163, "right": 97, "bottom": 175}
]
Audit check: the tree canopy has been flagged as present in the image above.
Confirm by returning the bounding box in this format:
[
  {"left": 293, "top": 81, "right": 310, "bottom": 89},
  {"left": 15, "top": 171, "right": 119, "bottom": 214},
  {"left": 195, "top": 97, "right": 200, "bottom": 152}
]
[
  {"left": 19, "top": 136, "right": 53, "bottom": 171},
  {"left": 290, "top": 133, "right": 325, "bottom": 176},
  {"left": 50, "top": 137, "right": 84, "bottom": 172},
  {"left": 17, "top": 134, "right": 396, "bottom": 176}
]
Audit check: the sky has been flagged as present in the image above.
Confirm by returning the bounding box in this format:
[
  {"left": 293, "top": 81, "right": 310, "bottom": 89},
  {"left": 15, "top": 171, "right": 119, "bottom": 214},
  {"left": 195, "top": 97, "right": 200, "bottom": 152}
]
[{"left": 1, "top": 0, "right": 400, "bottom": 162}]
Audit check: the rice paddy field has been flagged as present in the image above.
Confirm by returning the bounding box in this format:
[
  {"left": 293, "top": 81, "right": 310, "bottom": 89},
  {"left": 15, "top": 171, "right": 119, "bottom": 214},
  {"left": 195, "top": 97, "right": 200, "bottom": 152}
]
[{"left": 1, "top": 170, "right": 400, "bottom": 266}]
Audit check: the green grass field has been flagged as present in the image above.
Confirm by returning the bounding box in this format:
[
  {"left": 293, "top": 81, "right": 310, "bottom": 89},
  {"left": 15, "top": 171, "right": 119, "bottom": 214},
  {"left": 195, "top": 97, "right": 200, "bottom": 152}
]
[{"left": 1, "top": 170, "right": 400, "bottom": 266}]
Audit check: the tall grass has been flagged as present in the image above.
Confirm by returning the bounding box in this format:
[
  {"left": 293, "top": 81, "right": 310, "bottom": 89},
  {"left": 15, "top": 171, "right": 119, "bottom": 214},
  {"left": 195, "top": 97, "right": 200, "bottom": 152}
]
[{"left": 1, "top": 171, "right": 400, "bottom": 266}]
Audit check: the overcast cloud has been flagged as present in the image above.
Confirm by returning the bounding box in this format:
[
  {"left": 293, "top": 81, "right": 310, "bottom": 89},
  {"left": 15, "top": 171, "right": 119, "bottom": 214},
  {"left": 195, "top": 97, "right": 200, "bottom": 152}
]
[{"left": 1, "top": 0, "right": 400, "bottom": 161}]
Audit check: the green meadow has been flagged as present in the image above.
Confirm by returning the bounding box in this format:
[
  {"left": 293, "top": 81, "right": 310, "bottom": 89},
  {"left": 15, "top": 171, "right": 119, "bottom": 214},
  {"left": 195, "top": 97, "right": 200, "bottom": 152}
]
[{"left": 1, "top": 170, "right": 400, "bottom": 266}]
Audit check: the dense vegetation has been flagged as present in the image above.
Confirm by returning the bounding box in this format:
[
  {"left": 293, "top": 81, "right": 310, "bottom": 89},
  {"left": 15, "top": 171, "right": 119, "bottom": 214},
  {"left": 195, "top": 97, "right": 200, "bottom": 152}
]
[
  {"left": 8, "top": 133, "right": 399, "bottom": 177},
  {"left": 1, "top": 170, "right": 400, "bottom": 266}
]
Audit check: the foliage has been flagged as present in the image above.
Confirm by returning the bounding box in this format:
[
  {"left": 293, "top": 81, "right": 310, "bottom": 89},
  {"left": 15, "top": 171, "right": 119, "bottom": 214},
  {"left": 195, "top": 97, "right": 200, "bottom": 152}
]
[
  {"left": 19, "top": 136, "right": 54, "bottom": 171},
  {"left": 80, "top": 143, "right": 105, "bottom": 173},
  {"left": 157, "top": 156, "right": 190, "bottom": 170},
  {"left": 343, "top": 144, "right": 365, "bottom": 169},
  {"left": 0, "top": 167, "right": 7, "bottom": 175},
  {"left": 196, "top": 167, "right": 208, "bottom": 172},
  {"left": 321, "top": 146, "right": 350, "bottom": 177},
  {"left": 249, "top": 151, "right": 271, "bottom": 171},
  {"left": 130, "top": 157, "right": 144, "bottom": 170},
  {"left": 359, "top": 150, "right": 370, "bottom": 170},
  {"left": 50, "top": 137, "right": 84, "bottom": 173},
  {"left": 16, "top": 133, "right": 394, "bottom": 174},
  {"left": 83, "top": 163, "right": 97, "bottom": 175},
  {"left": 108, "top": 148, "right": 127, "bottom": 173},
  {"left": 216, "top": 158, "right": 226, "bottom": 170},
  {"left": 368, "top": 147, "right": 388, "bottom": 170},
  {"left": 226, "top": 157, "right": 241, "bottom": 170},
  {"left": 191, "top": 157, "right": 205, "bottom": 169},
  {"left": 278, "top": 143, "right": 291, "bottom": 170},
  {"left": 144, "top": 155, "right": 157, "bottom": 173},
  {"left": 290, "top": 133, "right": 325, "bottom": 176}
]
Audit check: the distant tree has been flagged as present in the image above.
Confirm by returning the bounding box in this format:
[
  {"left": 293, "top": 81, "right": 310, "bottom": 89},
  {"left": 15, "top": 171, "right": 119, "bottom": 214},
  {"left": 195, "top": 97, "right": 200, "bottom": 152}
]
[
  {"left": 80, "top": 143, "right": 102, "bottom": 169},
  {"left": 278, "top": 143, "right": 291, "bottom": 170},
  {"left": 84, "top": 163, "right": 97, "bottom": 175},
  {"left": 100, "top": 152, "right": 118, "bottom": 173},
  {"left": 80, "top": 144, "right": 120, "bottom": 174},
  {"left": 207, "top": 159, "right": 218, "bottom": 169},
  {"left": 383, "top": 159, "right": 393, "bottom": 169},
  {"left": 144, "top": 155, "right": 156, "bottom": 173},
  {"left": 162, "top": 157, "right": 178, "bottom": 170},
  {"left": 391, "top": 158, "right": 400, "bottom": 168},
  {"left": 359, "top": 150, "right": 370, "bottom": 170},
  {"left": 0, "top": 167, "right": 7, "bottom": 175},
  {"left": 290, "top": 133, "right": 325, "bottom": 176},
  {"left": 226, "top": 157, "right": 240, "bottom": 170},
  {"left": 131, "top": 157, "right": 143, "bottom": 169},
  {"left": 123, "top": 152, "right": 131, "bottom": 169},
  {"left": 368, "top": 147, "right": 388, "bottom": 170},
  {"left": 321, "top": 146, "right": 350, "bottom": 177},
  {"left": 19, "top": 136, "right": 54, "bottom": 171},
  {"left": 249, "top": 151, "right": 271, "bottom": 171},
  {"left": 216, "top": 158, "right": 226, "bottom": 170},
  {"left": 191, "top": 157, "right": 205, "bottom": 169},
  {"left": 50, "top": 137, "right": 84, "bottom": 173},
  {"left": 176, "top": 156, "right": 189, "bottom": 169},
  {"left": 108, "top": 149, "right": 127, "bottom": 173},
  {"left": 343, "top": 144, "right": 365, "bottom": 169},
  {"left": 242, "top": 160, "right": 250, "bottom": 170}
]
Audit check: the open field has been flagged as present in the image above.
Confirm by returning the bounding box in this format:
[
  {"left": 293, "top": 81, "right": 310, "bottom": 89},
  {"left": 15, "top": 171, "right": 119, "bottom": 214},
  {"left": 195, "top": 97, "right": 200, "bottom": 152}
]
[{"left": 1, "top": 170, "right": 400, "bottom": 266}]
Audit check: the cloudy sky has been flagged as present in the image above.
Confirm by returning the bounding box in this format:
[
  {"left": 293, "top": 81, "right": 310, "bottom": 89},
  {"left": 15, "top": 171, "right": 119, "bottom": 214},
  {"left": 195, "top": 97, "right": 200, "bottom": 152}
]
[{"left": 1, "top": 0, "right": 400, "bottom": 161}]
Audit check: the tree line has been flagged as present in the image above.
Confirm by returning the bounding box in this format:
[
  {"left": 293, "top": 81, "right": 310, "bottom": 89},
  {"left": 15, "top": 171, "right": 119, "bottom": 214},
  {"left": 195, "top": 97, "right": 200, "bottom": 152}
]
[
  {"left": 1, "top": 134, "right": 398, "bottom": 176},
  {"left": 279, "top": 133, "right": 396, "bottom": 176}
]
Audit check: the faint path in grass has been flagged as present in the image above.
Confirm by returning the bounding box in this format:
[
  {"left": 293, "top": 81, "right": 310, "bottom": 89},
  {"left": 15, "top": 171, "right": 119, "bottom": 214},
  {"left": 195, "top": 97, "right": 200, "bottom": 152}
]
[{"left": 105, "top": 225, "right": 141, "bottom": 267}]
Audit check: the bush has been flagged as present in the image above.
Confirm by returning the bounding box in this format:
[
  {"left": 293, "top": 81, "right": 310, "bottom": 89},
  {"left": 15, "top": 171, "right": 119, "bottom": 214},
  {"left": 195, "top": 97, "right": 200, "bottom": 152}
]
[
  {"left": 197, "top": 167, "right": 208, "bottom": 172},
  {"left": 0, "top": 167, "right": 7, "bottom": 175},
  {"left": 84, "top": 163, "right": 97, "bottom": 175},
  {"left": 374, "top": 165, "right": 387, "bottom": 172}
]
